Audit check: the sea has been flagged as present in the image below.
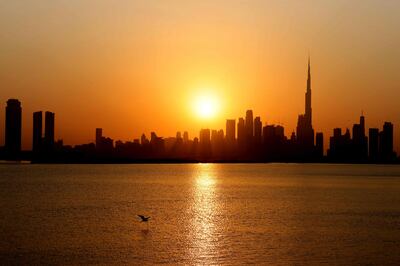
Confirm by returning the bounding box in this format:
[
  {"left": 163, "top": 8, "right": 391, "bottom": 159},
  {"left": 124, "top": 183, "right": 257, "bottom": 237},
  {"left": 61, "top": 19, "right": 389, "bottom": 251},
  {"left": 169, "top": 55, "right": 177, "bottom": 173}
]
[{"left": 1, "top": 163, "right": 400, "bottom": 265}]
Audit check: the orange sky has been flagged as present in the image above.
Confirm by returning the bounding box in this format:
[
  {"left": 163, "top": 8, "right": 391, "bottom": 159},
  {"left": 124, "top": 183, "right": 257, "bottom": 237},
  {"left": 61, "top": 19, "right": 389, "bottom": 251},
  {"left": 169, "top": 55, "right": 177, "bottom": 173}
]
[{"left": 0, "top": 1, "right": 400, "bottom": 152}]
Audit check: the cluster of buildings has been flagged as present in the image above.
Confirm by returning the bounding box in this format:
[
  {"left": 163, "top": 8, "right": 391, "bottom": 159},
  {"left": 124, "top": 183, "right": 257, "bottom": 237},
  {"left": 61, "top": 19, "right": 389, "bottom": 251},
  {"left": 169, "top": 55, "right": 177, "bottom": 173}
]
[
  {"left": 0, "top": 59, "right": 397, "bottom": 163},
  {"left": 328, "top": 116, "right": 395, "bottom": 162},
  {"left": 1, "top": 99, "right": 60, "bottom": 160}
]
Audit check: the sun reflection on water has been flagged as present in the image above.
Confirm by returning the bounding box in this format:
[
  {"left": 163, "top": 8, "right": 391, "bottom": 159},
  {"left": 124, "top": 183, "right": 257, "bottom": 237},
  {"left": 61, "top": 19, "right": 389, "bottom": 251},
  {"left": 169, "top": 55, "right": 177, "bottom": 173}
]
[
  {"left": 196, "top": 173, "right": 216, "bottom": 188},
  {"left": 189, "top": 163, "right": 220, "bottom": 264}
]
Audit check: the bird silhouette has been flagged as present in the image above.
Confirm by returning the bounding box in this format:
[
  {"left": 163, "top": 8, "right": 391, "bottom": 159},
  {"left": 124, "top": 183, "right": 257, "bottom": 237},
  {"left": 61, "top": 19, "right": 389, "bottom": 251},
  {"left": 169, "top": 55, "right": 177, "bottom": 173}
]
[{"left": 138, "top": 215, "right": 151, "bottom": 222}]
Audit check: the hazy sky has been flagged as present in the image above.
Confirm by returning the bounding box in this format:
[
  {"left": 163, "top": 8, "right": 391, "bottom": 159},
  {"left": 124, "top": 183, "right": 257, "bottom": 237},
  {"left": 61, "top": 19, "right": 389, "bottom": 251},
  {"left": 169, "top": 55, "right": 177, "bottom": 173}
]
[{"left": 1, "top": 0, "right": 399, "bottom": 152}]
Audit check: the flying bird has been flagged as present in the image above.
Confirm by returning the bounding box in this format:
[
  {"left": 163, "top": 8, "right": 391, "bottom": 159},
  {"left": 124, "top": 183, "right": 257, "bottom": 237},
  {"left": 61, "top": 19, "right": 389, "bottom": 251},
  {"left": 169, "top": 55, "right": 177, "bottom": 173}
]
[{"left": 138, "top": 215, "right": 151, "bottom": 222}]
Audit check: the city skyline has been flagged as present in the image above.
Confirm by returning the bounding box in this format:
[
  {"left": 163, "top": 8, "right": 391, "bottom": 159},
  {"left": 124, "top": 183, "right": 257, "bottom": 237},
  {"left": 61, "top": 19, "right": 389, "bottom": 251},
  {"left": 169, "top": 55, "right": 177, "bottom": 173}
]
[
  {"left": 1, "top": 57, "right": 399, "bottom": 155},
  {"left": 1, "top": 59, "right": 397, "bottom": 163},
  {"left": 1, "top": 1, "right": 400, "bottom": 152},
  {"left": 1, "top": 59, "right": 399, "bottom": 153}
]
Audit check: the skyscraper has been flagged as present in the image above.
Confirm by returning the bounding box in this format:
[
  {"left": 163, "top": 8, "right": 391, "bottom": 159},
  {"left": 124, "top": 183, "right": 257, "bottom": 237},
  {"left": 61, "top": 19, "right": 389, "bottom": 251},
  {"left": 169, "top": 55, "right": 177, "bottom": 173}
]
[
  {"left": 141, "top": 134, "right": 149, "bottom": 145},
  {"left": 315, "top": 132, "right": 324, "bottom": 158},
  {"left": 237, "top": 118, "right": 245, "bottom": 149},
  {"left": 296, "top": 57, "right": 315, "bottom": 152},
  {"left": 305, "top": 57, "right": 312, "bottom": 125},
  {"left": 263, "top": 124, "right": 285, "bottom": 158},
  {"left": 211, "top": 130, "right": 218, "bottom": 144},
  {"left": 199, "top": 129, "right": 211, "bottom": 145},
  {"left": 5, "top": 99, "right": 22, "bottom": 156},
  {"left": 245, "top": 110, "right": 254, "bottom": 143},
  {"left": 199, "top": 128, "right": 211, "bottom": 158},
  {"left": 369, "top": 128, "right": 379, "bottom": 160},
  {"left": 33, "top": 111, "right": 43, "bottom": 152},
  {"left": 183, "top": 131, "right": 189, "bottom": 143},
  {"left": 226, "top": 119, "right": 236, "bottom": 143},
  {"left": 328, "top": 127, "right": 353, "bottom": 161},
  {"left": 254, "top": 116, "right": 262, "bottom": 145},
  {"left": 352, "top": 115, "right": 368, "bottom": 160},
  {"left": 379, "top": 122, "right": 394, "bottom": 160},
  {"left": 44, "top": 111, "right": 55, "bottom": 150}
]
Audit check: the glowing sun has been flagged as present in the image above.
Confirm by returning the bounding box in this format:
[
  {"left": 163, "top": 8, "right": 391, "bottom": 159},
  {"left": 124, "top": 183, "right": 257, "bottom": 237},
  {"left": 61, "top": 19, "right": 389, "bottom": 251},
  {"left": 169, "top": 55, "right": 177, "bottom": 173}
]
[{"left": 194, "top": 94, "right": 219, "bottom": 118}]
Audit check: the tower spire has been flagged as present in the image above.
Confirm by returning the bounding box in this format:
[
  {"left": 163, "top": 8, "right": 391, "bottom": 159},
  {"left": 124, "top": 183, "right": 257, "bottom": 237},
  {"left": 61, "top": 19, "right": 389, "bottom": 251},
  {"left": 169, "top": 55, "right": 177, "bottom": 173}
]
[
  {"left": 307, "top": 55, "right": 311, "bottom": 92},
  {"left": 305, "top": 56, "right": 312, "bottom": 124}
]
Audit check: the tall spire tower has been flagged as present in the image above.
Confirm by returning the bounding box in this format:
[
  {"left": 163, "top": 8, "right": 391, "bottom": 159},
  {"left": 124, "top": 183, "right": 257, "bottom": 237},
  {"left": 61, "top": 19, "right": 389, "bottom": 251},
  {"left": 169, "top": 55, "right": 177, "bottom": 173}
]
[
  {"left": 296, "top": 56, "right": 315, "bottom": 152},
  {"left": 305, "top": 56, "right": 312, "bottom": 125}
]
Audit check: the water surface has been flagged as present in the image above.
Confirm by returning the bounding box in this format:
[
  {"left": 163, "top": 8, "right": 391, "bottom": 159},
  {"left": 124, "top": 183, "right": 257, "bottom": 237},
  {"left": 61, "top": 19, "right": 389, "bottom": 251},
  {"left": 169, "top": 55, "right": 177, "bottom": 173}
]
[{"left": 1, "top": 164, "right": 400, "bottom": 265}]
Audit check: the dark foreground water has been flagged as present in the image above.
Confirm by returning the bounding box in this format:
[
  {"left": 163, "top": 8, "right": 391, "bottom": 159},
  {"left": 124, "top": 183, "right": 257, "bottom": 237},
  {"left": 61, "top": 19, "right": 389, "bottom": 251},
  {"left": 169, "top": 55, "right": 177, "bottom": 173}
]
[{"left": 1, "top": 164, "right": 400, "bottom": 265}]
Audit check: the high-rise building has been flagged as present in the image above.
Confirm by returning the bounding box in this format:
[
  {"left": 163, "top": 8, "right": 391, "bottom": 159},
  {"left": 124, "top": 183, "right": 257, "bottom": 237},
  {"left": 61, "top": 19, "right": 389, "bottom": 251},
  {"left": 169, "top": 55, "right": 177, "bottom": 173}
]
[
  {"left": 254, "top": 117, "right": 262, "bottom": 145},
  {"left": 150, "top": 132, "right": 164, "bottom": 155},
  {"left": 212, "top": 129, "right": 225, "bottom": 158},
  {"left": 141, "top": 134, "right": 149, "bottom": 145},
  {"left": 275, "top": 125, "right": 284, "bottom": 139},
  {"left": 211, "top": 130, "right": 218, "bottom": 144},
  {"left": 237, "top": 118, "right": 245, "bottom": 148},
  {"left": 245, "top": 110, "right": 254, "bottom": 144},
  {"left": 199, "top": 129, "right": 211, "bottom": 145},
  {"left": 379, "top": 122, "right": 394, "bottom": 160},
  {"left": 351, "top": 115, "right": 368, "bottom": 160},
  {"left": 296, "top": 58, "right": 314, "bottom": 152},
  {"left": 5, "top": 99, "right": 22, "bottom": 156},
  {"left": 33, "top": 111, "right": 43, "bottom": 152},
  {"left": 369, "top": 128, "right": 379, "bottom": 160},
  {"left": 96, "top": 128, "right": 113, "bottom": 154},
  {"left": 199, "top": 128, "right": 211, "bottom": 158},
  {"left": 305, "top": 57, "right": 312, "bottom": 126},
  {"left": 328, "top": 128, "right": 352, "bottom": 160},
  {"left": 226, "top": 119, "right": 236, "bottom": 143},
  {"left": 316, "top": 132, "right": 324, "bottom": 158},
  {"left": 263, "top": 124, "right": 285, "bottom": 158},
  {"left": 44, "top": 111, "right": 55, "bottom": 149},
  {"left": 183, "top": 131, "right": 189, "bottom": 143}
]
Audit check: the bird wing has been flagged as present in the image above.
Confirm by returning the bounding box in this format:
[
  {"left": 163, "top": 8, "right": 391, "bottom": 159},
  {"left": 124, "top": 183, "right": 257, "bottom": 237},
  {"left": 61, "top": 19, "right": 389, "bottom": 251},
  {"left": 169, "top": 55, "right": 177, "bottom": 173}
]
[{"left": 138, "top": 215, "right": 145, "bottom": 220}]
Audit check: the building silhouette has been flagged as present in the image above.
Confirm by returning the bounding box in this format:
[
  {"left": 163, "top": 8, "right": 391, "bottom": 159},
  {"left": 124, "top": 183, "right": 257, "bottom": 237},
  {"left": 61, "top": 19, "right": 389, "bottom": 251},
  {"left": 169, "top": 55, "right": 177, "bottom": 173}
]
[
  {"left": 379, "top": 122, "right": 395, "bottom": 161},
  {"left": 263, "top": 124, "right": 285, "bottom": 159},
  {"left": 316, "top": 132, "right": 324, "bottom": 158},
  {"left": 95, "top": 128, "right": 114, "bottom": 155},
  {"left": 369, "top": 128, "right": 379, "bottom": 160},
  {"left": 327, "top": 117, "right": 397, "bottom": 163},
  {"left": 211, "top": 129, "right": 224, "bottom": 158},
  {"left": 351, "top": 115, "right": 368, "bottom": 160},
  {"left": 44, "top": 111, "right": 55, "bottom": 150},
  {"left": 150, "top": 132, "right": 165, "bottom": 157},
  {"left": 245, "top": 110, "right": 254, "bottom": 149},
  {"left": 226, "top": 119, "right": 236, "bottom": 144},
  {"left": 183, "top": 131, "right": 189, "bottom": 143},
  {"left": 254, "top": 117, "right": 262, "bottom": 146},
  {"left": 328, "top": 128, "right": 351, "bottom": 160},
  {"left": 296, "top": 58, "right": 314, "bottom": 156},
  {"left": 199, "top": 129, "right": 211, "bottom": 158},
  {"left": 5, "top": 99, "right": 22, "bottom": 157},
  {"left": 237, "top": 118, "right": 245, "bottom": 150},
  {"left": 141, "top": 134, "right": 149, "bottom": 145}
]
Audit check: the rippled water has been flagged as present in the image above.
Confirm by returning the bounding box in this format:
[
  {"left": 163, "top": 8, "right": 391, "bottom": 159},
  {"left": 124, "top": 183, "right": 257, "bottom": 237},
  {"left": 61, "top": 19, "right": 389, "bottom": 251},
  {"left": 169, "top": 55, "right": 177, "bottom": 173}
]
[{"left": 1, "top": 163, "right": 400, "bottom": 265}]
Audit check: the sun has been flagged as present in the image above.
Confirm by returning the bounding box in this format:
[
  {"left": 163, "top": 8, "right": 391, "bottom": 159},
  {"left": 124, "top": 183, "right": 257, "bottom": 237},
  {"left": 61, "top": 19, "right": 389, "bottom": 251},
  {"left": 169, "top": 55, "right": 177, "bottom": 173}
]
[{"left": 194, "top": 94, "right": 218, "bottom": 118}]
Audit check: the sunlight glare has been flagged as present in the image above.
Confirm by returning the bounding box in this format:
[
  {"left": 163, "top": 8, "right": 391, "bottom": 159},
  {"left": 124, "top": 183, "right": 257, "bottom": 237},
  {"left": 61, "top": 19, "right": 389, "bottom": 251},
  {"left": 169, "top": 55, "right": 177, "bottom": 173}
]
[{"left": 194, "top": 94, "right": 219, "bottom": 119}]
